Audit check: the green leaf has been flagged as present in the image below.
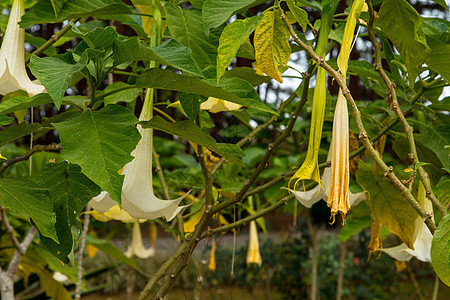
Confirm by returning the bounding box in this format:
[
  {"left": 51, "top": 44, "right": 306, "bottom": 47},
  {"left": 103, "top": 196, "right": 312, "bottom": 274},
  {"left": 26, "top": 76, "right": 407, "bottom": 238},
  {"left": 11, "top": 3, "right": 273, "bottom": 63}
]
[
  {"left": 431, "top": 214, "right": 450, "bottom": 286},
  {"left": 202, "top": 0, "right": 256, "bottom": 36},
  {"left": 72, "top": 25, "right": 118, "bottom": 51},
  {"left": 0, "top": 178, "right": 57, "bottom": 241},
  {"left": 31, "top": 162, "right": 101, "bottom": 263},
  {"left": 435, "top": 178, "right": 450, "bottom": 207},
  {"left": 52, "top": 105, "right": 140, "bottom": 202},
  {"left": 356, "top": 161, "right": 417, "bottom": 248},
  {"left": 85, "top": 234, "right": 138, "bottom": 269},
  {"left": 113, "top": 38, "right": 203, "bottom": 76},
  {"left": 286, "top": 0, "right": 310, "bottom": 32},
  {"left": 164, "top": 4, "right": 222, "bottom": 75},
  {"left": 0, "top": 123, "right": 42, "bottom": 147},
  {"left": 254, "top": 9, "right": 291, "bottom": 83},
  {"left": 217, "top": 15, "right": 263, "bottom": 82},
  {"left": 423, "top": 126, "right": 450, "bottom": 171},
  {"left": 101, "top": 82, "right": 142, "bottom": 106},
  {"left": 29, "top": 51, "right": 99, "bottom": 108},
  {"left": 426, "top": 36, "right": 450, "bottom": 84},
  {"left": 20, "top": 0, "right": 134, "bottom": 28},
  {"left": 376, "top": 0, "right": 430, "bottom": 84},
  {"left": 430, "top": 0, "right": 449, "bottom": 10},
  {"left": 223, "top": 67, "right": 270, "bottom": 87},
  {"left": 0, "top": 114, "right": 13, "bottom": 125},
  {"left": 179, "top": 93, "right": 202, "bottom": 121},
  {"left": 0, "top": 94, "right": 53, "bottom": 114},
  {"left": 136, "top": 68, "right": 274, "bottom": 114},
  {"left": 141, "top": 116, "right": 245, "bottom": 166}
]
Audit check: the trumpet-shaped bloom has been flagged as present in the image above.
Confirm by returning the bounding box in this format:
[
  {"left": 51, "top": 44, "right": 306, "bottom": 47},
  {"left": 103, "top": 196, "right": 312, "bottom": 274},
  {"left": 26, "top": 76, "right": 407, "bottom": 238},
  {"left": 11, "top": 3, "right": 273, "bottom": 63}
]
[
  {"left": 200, "top": 97, "right": 242, "bottom": 113},
  {"left": 246, "top": 221, "right": 262, "bottom": 266},
  {"left": 381, "top": 183, "right": 433, "bottom": 262},
  {"left": 287, "top": 150, "right": 366, "bottom": 210},
  {"left": 0, "top": 0, "right": 45, "bottom": 96},
  {"left": 125, "top": 222, "right": 155, "bottom": 259},
  {"left": 208, "top": 236, "right": 216, "bottom": 271}
]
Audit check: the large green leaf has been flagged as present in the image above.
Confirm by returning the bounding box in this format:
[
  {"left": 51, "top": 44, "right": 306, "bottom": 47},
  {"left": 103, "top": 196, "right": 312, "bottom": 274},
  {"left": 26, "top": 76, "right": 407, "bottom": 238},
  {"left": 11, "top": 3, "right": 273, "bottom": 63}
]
[
  {"left": 141, "top": 116, "right": 245, "bottom": 166},
  {"left": 216, "top": 15, "right": 263, "bottom": 82},
  {"left": 426, "top": 36, "right": 450, "bottom": 84},
  {"left": 356, "top": 161, "right": 417, "bottom": 248},
  {"left": 202, "top": 0, "right": 256, "bottom": 35},
  {"left": 376, "top": 0, "right": 430, "bottom": 84},
  {"left": 52, "top": 105, "right": 140, "bottom": 202},
  {"left": 113, "top": 38, "right": 203, "bottom": 76},
  {"left": 136, "top": 68, "right": 274, "bottom": 114},
  {"left": 423, "top": 126, "right": 450, "bottom": 171},
  {"left": 72, "top": 25, "right": 118, "bottom": 51},
  {"left": 431, "top": 214, "right": 450, "bottom": 286},
  {"left": 29, "top": 51, "right": 101, "bottom": 108},
  {"left": 0, "top": 114, "right": 13, "bottom": 126},
  {"left": 85, "top": 235, "right": 138, "bottom": 269},
  {"left": 0, "top": 94, "right": 53, "bottom": 114},
  {"left": 20, "top": 0, "right": 134, "bottom": 27},
  {"left": 31, "top": 162, "right": 101, "bottom": 263},
  {"left": 164, "top": 4, "right": 222, "bottom": 75},
  {"left": 0, "top": 123, "right": 42, "bottom": 147},
  {"left": 286, "top": 0, "right": 310, "bottom": 32},
  {"left": 101, "top": 82, "right": 142, "bottom": 106},
  {"left": 0, "top": 178, "right": 57, "bottom": 242}
]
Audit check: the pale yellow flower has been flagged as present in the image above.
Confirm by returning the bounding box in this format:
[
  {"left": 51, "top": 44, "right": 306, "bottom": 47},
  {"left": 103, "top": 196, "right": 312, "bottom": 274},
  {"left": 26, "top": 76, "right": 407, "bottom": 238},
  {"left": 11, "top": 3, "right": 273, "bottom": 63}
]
[
  {"left": 124, "top": 222, "right": 155, "bottom": 259},
  {"left": 381, "top": 183, "right": 433, "bottom": 262},
  {"left": 200, "top": 97, "right": 242, "bottom": 113},
  {"left": 246, "top": 221, "right": 262, "bottom": 266},
  {"left": 0, "top": 0, "right": 45, "bottom": 96},
  {"left": 208, "top": 236, "right": 216, "bottom": 271}
]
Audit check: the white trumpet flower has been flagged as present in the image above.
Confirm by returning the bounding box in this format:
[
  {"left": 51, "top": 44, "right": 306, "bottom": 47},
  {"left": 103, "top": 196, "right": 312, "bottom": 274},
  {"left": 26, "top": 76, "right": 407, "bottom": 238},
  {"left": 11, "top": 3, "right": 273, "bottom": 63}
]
[
  {"left": 125, "top": 222, "right": 155, "bottom": 259},
  {"left": 89, "top": 90, "right": 189, "bottom": 221},
  {"left": 0, "top": 0, "right": 45, "bottom": 96},
  {"left": 286, "top": 151, "right": 366, "bottom": 210},
  {"left": 381, "top": 183, "right": 433, "bottom": 262}
]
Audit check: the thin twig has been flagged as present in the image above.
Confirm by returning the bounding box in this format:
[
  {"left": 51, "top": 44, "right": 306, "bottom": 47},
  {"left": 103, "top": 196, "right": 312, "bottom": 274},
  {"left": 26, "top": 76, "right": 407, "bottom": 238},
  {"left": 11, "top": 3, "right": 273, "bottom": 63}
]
[
  {"left": 366, "top": 0, "right": 446, "bottom": 217},
  {"left": 75, "top": 205, "right": 91, "bottom": 300},
  {"left": 0, "top": 144, "right": 61, "bottom": 175},
  {"left": 0, "top": 206, "right": 21, "bottom": 251},
  {"left": 281, "top": 12, "right": 437, "bottom": 234},
  {"left": 7, "top": 226, "right": 37, "bottom": 278},
  {"left": 25, "top": 19, "right": 80, "bottom": 64}
]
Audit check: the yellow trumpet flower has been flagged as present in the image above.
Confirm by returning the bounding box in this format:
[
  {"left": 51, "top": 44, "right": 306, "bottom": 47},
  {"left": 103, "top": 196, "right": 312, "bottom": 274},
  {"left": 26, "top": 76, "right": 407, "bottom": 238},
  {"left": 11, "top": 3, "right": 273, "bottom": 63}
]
[
  {"left": 125, "top": 222, "right": 155, "bottom": 259},
  {"left": 0, "top": 0, "right": 45, "bottom": 96},
  {"left": 200, "top": 97, "right": 242, "bottom": 113},
  {"left": 246, "top": 221, "right": 262, "bottom": 266}
]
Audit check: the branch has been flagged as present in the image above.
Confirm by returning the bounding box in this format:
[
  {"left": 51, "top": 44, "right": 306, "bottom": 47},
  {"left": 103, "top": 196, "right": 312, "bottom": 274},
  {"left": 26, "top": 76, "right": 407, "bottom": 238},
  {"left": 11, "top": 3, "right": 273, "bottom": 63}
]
[
  {"left": 25, "top": 19, "right": 80, "bottom": 64},
  {"left": 75, "top": 205, "right": 91, "bottom": 300},
  {"left": 366, "top": 0, "right": 447, "bottom": 217},
  {"left": 0, "top": 143, "right": 61, "bottom": 175},
  {"left": 281, "top": 13, "right": 437, "bottom": 234},
  {"left": 6, "top": 226, "right": 37, "bottom": 278},
  {"left": 0, "top": 205, "right": 21, "bottom": 251}
]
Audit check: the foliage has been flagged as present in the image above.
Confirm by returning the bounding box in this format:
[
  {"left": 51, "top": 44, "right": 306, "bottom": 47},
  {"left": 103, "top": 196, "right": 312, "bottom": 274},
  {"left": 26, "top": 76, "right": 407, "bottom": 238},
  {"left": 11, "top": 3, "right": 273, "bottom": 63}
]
[{"left": 0, "top": 0, "right": 449, "bottom": 298}]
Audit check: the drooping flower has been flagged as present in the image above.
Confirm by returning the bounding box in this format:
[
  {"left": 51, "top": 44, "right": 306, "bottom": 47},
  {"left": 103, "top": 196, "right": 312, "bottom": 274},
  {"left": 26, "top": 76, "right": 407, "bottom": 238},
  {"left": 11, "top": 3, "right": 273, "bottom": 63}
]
[
  {"left": 287, "top": 151, "right": 366, "bottom": 209},
  {"left": 246, "top": 221, "right": 262, "bottom": 266},
  {"left": 381, "top": 183, "right": 433, "bottom": 262},
  {"left": 89, "top": 90, "right": 189, "bottom": 220},
  {"left": 125, "top": 222, "right": 155, "bottom": 259},
  {"left": 208, "top": 236, "right": 216, "bottom": 271},
  {"left": 0, "top": 0, "right": 45, "bottom": 96}
]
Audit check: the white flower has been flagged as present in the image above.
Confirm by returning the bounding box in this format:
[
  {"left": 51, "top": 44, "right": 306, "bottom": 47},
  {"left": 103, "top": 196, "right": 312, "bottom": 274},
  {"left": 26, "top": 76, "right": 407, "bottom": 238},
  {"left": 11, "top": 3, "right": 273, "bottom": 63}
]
[
  {"left": 286, "top": 150, "right": 365, "bottom": 210},
  {"left": 0, "top": 0, "right": 45, "bottom": 96},
  {"left": 381, "top": 183, "right": 433, "bottom": 262},
  {"left": 124, "top": 222, "right": 155, "bottom": 259},
  {"left": 200, "top": 97, "right": 242, "bottom": 113}
]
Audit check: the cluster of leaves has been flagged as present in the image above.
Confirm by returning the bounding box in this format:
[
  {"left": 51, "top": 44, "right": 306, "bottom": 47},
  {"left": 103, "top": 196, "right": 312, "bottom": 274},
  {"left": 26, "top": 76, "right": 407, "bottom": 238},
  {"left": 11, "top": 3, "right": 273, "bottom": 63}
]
[{"left": 0, "top": 0, "right": 449, "bottom": 297}]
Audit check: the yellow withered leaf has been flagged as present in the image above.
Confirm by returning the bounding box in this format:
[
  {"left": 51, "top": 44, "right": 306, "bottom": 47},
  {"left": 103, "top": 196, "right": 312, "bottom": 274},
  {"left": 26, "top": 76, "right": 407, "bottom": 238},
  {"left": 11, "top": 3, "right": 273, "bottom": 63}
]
[{"left": 254, "top": 9, "right": 291, "bottom": 83}]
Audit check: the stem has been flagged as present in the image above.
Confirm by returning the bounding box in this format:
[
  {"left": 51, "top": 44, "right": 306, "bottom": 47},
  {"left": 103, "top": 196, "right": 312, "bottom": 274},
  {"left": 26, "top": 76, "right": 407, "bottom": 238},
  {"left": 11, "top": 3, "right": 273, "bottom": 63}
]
[
  {"left": 75, "top": 205, "right": 91, "bottom": 300},
  {"left": 0, "top": 144, "right": 61, "bottom": 175},
  {"left": 366, "top": 0, "right": 446, "bottom": 217},
  {"left": 25, "top": 19, "right": 80, "bottom": 64},
  {"left": 281, "top": 12, "right": 437, "bottom": 234},
  {"left": 306, "top": 212, "right": 318, "bottom": 300},
  {"left": 407, "top": 263, "right": 424, "bottom": 300},
  {"left": 0, "top": 206, "right": 21, "bottom": 251},
  {"left": 432, "top": 274, "right": 440, "bottom": 300}
]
